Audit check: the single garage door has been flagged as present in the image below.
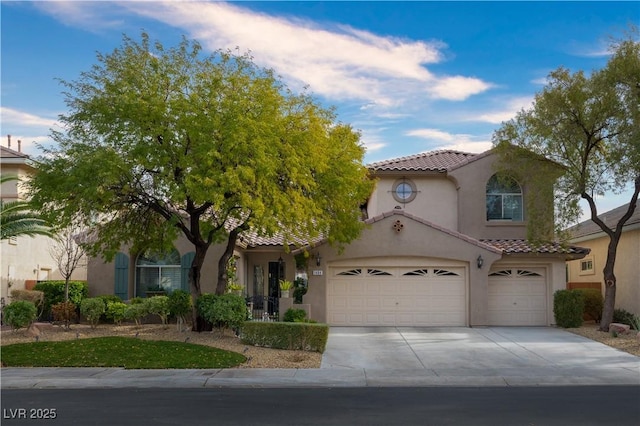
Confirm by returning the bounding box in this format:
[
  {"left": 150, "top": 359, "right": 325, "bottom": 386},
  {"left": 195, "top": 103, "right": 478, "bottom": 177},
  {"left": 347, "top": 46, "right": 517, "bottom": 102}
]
[
  {"left": 488, "top": 268, "right": 547, "bottom": 326},
  {"left": 327, "top": 266, "right": 466, "bottom": 326}
]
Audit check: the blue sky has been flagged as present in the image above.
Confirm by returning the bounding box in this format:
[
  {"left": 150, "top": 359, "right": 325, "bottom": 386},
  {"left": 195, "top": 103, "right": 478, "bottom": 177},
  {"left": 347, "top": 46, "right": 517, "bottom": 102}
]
[{"left": 1, "top": 1, "right": 638, "bottom": 217}]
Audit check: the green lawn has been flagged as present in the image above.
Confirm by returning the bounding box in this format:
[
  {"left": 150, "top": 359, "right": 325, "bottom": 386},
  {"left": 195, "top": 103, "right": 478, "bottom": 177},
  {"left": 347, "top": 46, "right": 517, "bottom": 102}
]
[{"left": 0, "top": 336, "right": 246, "bottom": 369}]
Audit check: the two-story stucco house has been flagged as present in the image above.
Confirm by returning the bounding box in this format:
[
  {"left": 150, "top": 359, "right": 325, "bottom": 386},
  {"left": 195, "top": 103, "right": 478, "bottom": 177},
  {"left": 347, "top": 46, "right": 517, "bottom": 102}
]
[
  {"left": 566, "top": 200, "right": 640, "bottom": 316},
  {"left": 88, "top": 148, "right": 589, "bottom": 327},
  {"left": 1, "top": 141, "right": 87, "bottom": 304}
]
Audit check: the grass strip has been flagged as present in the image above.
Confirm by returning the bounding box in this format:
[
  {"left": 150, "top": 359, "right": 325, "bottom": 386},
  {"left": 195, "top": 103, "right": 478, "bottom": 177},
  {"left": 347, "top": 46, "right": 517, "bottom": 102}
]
[{"left": 0, "top": 336, "right": 246, "bottom": 369}]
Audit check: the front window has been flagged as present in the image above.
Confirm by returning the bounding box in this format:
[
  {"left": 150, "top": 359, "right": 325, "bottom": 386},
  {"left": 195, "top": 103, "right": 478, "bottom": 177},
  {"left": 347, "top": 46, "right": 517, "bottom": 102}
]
[
  {"left": 486, "top": 174, "right": 523, "bottom": 221},
  {"left": 392, "top": 178, "right": 417, "bottom": 203},
  {"left": 135, "top": 248, "right": 181, "bottom": 296}
]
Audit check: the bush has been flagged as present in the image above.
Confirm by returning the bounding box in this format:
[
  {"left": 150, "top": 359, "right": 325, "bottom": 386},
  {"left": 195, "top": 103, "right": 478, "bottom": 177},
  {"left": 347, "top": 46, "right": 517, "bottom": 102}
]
[
  {"left": 34, "top": 281, "right": 88, "bottom": 320},
  {"left": 144, "top": 295, "right": 171, "bottom": 325},
  {"left": 124, "top": 303, "right": 148, "bottom": 326},
  {"left": 613, "top": 308, "right": 639, "bottom": 330},
  {"left": 51, "top": 301, "right": 78, "bottom": 329},
  {"left": 196, "top": 293, "right": 247, "bottom": 330},
  {"left": 283, "top": 308, "right": 308, "bottom": 323},
  {"left": 553, "top": 289, "right": 584, "bottom": 328},
  {"left": 11, "top": 289, "right": 44, "bottom": 318},
  {"left": 3, "top": 300, "right": 37, "bottom": 330},
  {"left": 105, "top": 301, "right": 128, "bottom": 325},
  {"left": 573, "top": 289, "right": 603, "bottom": 322},
  {"left": 80, "top": 298, "right": 106, "bottom": 328},
  {"left": 168, "top": 290, "right": 192, "bottom": 330},
  {"left": 241, "top": 321, "right": 329, "bottom": 353},
  {"left": 129, "top": 297, "right": 144, "bottom": 305}
]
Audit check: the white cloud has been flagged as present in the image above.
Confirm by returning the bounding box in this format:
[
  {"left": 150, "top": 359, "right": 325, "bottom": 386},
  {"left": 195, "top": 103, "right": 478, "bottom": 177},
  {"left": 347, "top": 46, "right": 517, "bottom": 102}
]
[
  {"left": 405, "top": 128, "right": 491, "bottom": 153},
  {"left": 116, "top": 1, "right": 492, "bottom": 105},
  {"left": 1, "top": 107, "right": 58, "bottom": 128},
  {"left": 34, "top": 1, "right": 124, "bottom": 32},
  {"left": 467, "top": 96, "right": 534, "bottom": 124}
]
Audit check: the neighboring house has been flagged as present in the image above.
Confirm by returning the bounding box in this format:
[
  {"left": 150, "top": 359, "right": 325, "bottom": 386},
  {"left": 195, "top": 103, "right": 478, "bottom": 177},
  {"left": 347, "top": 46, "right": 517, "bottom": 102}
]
[
  {"left": 88, "top": 148, "right": 589, "bottom": 327},
  {"left": 566, "top": 200, "right": 640, "bottom": 316},
  {"left": 0, "top": 139, "right": 87, "bottom": 304}
]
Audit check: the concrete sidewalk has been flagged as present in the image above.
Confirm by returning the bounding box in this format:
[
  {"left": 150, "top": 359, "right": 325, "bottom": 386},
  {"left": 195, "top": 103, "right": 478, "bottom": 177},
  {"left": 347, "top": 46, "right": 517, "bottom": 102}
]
[{"left": 2, "top": 364, "right": 639, "bottom": 389}]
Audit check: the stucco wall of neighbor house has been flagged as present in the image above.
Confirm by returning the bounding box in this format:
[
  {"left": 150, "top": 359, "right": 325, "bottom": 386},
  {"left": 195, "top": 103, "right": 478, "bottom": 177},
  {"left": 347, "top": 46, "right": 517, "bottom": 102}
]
[
  {"left": 448, "top": 153, "right": 529, "bottom": 240},
  {"left": 303, "top": 213, "right": 502, "bottom": 325},
  {"left": 367, "top": 176, "right": 458, "bottom": 230},
  {"left": 567, "top": 228, "right": 640, "bottom": 315}
]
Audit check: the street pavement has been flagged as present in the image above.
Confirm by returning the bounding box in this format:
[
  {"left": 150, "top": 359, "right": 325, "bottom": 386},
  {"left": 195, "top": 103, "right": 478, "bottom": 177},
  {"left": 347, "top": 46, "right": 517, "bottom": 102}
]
[{"left": 2, "top": 327, "right": 639, "bottom": 389}]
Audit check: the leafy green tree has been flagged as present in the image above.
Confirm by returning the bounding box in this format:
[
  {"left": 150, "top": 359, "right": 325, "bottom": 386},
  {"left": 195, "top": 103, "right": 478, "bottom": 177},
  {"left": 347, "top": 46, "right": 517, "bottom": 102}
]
[
  {"left": 1, "top": 175, "right": 51, "bottom": 240},
  {"left": 28, "top": 33, "right": 372, "bottom": 331},
  {"left": 493, "top": 33, "right": 640, "bottom": 331}
]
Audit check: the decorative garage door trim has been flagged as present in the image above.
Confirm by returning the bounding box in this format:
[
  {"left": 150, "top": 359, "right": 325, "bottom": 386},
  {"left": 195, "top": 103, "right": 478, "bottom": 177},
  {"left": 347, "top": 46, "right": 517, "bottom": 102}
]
[
  {"left": 327, "top": 265, "right": 467, "bottom": 327},
  {"left": 488, "top": 267, "right": 547, "bottom": 326}
]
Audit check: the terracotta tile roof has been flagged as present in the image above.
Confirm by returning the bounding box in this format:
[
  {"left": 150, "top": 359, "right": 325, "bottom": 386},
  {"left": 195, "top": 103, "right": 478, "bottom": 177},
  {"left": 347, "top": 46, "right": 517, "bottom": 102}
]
[
  {"left": 368, "top": 150, "right": 477, "bottom": 172},
  {"left": 1, "top": 145, "right": 30, "bottom": 159},
  {"left": 567, "top": 200, "right": 640, "bottom": 240},
  {"left": 480, "top": 239, "right": 591, "bottom": 255}
]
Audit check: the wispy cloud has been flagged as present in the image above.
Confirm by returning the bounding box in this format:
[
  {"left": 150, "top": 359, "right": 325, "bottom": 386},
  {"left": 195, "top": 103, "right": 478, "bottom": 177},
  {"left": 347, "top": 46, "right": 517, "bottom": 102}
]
[
  {"left": 1, "top": 107, "right": 58, "bottom": 128},
  {"left": 465, "top": 96, "right": 534, "bottom": 124},
  {"left": 33, "top": 1, "right": 124, "bottom": 33},
  {"left": 405, "top": 128, "right": 491, "bottom": 153},
  {"left": 70, "top": 1, "right": 492, "bottom": 107}
]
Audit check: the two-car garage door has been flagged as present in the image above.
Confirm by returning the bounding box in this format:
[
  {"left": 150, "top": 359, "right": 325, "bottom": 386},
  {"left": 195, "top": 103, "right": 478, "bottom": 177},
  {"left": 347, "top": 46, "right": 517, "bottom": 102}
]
[{"left": 327, "top": 266, "right": 466, "bottom": 326}]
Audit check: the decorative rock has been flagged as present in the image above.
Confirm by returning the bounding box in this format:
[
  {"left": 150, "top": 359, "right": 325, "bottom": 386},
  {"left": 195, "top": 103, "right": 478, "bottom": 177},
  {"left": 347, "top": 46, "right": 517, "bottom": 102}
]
[
  {"left": 609, "top": 323, "right": 630, "bottom": 334},
  {"left": 26, "top": 324, "right": 41, "bottom": 337},
  {"left": 637, "top": 331, "right": 640, "bottom": 343}
]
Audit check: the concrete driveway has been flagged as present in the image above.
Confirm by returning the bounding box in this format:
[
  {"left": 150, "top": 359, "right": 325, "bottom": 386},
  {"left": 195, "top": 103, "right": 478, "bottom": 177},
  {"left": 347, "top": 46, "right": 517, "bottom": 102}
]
[{"left": 321, "top": 327, "right": 640, "bottom": 386}]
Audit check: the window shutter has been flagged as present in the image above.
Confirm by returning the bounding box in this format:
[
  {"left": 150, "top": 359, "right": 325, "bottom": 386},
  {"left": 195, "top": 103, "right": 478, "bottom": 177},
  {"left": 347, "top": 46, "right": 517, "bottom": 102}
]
[
  {"left": 181, "top": 252, "right": 196, "bottom": 292},
  {"left": 114, "top": 252, "right": 129, "bottom": 300}
]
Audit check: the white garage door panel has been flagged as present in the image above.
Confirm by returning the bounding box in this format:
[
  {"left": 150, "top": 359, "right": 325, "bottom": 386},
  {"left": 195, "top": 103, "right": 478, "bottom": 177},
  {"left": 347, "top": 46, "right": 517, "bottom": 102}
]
[
  {"left": 327, "top": 267, "right": 466, "bottom": 326},
  {"left": 488, "top": 269, "right": 547, "bottom": 326}
]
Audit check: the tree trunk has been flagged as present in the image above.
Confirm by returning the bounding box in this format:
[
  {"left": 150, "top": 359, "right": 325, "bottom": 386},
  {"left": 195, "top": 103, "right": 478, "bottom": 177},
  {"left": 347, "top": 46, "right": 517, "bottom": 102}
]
[
  {"left": 190, "top": 244, "right": 208, "bottom": 331},
  {"left": 598, "top": 237, "right": 620, "bottom": 331},
  {"left": 215, "top": 228, "right": 242, "bottom": 295}
]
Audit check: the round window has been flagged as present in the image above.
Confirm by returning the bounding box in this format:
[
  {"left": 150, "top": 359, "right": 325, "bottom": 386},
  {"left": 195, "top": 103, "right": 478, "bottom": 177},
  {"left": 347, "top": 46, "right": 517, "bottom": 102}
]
[{"left": 392, "top": 179, "right": 417, "bottom": 203}]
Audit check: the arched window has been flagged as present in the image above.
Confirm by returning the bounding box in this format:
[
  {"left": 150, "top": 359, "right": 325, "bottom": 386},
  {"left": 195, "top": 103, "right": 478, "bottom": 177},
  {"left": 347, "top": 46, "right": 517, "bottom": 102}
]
[
  {"left": 486, "top": 174, "right": 523, "bottom": 221},
  {"left": 135, "top": 248, "right": 181, "bottom": 297}
]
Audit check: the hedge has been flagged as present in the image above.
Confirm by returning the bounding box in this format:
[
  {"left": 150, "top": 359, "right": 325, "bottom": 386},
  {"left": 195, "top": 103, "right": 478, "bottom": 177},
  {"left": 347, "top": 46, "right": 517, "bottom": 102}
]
[
  {"left": 553, "top": 289, "right": 584, "bottom": 328},
  {"left": 240, "top": 321, "right": 329, "bottom": 353}
]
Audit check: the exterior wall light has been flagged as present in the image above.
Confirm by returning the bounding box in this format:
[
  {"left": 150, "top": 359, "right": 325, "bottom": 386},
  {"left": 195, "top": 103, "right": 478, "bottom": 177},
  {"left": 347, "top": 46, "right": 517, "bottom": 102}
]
[
  {"left": 477, "top": 255, "right": 484, "bottom": 269},
  {"left": 316, "top": 253, "right": 322, "bottom": 267}
]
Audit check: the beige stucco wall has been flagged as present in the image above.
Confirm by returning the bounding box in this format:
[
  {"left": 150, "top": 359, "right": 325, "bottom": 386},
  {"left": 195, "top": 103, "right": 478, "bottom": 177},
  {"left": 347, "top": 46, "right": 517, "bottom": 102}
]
[
  {"left": 1, "top": 156, "right": 87, "bottom": 302},
  {"left": 303, "top": 213, "right": 502, "bottom": 325},
  {"left": 567, "top": 228, "right": 640, "bottom": 315},
  {"left": 368, "top": 176, "right": 458, "bottom": 230},
  {"left": 448, "top": 154, "right": 530, "bottom": 240}
]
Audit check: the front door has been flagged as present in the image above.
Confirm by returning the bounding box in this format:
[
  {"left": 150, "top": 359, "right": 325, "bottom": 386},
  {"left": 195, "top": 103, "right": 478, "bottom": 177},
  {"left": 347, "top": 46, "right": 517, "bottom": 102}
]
[{"left": 268, "top": 261, "right": 285, "bottom": 316}]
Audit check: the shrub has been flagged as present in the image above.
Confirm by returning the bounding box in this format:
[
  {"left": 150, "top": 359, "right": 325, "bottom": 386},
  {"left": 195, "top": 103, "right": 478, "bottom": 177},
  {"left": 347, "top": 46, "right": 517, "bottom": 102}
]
[
  {"left": 197, "top": 293, "right": 247, "bottom": 330},
  {"left": 3, "top": 300, "right": 37, "bottom": 330},
  {"left": 573, "top": 289, "right": 603, "bottom": 322},
  {"left": 613, "top": 308, "right": 639, "bottom": 329},
  {"left": 105, "top": 301, "right": 128, "bottom": 325},
  {"left": 51, "top": 301, "right": 78, "bottom": 329},
  {"left": 241, "top": 321, "right": 329, "bottom": 353},
  {"left": 80, "top": 298, "right": 106, "bottom": 328},
  {"left": 34, "top": 281, "right": 88, "bottom": 320},
  {"left": 144, "top": 295, "right": 171, "bottom": 325},
  {"left": 168, "top": 290, "right": 192, "bottom": 330},
  {"left": 2, "top": 300, "right": 38, "bottom": 330},
  {"left": 129, "top": 297, "right": 144, "bottom": 305},
  {"left": 553, "top": 289, "right": 584, "bottom": 328},
  {"left": 283, "top": 308, "right": 308, "bottom": 323},
  {"left": 11, "top": 289, "right": 44, "bottom": 318},
  {"left": 124, "top": 303, "right": 148, "bottom": 326}
]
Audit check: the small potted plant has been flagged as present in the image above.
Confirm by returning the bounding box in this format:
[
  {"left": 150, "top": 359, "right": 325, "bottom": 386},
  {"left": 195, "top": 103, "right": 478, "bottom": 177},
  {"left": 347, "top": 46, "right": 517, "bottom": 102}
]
[{"left": 279, "top": 279, "right": 293, "bottom": 298}]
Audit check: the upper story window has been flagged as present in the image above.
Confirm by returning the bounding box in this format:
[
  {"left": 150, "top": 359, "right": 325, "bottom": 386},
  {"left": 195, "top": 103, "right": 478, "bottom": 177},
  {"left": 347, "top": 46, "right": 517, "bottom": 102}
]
[
  {"left": 486, "top": 174, "right": 523, "bottom": 221},
  {"left": 392, "top": 178, "right": 417, "bottom": 204}
]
